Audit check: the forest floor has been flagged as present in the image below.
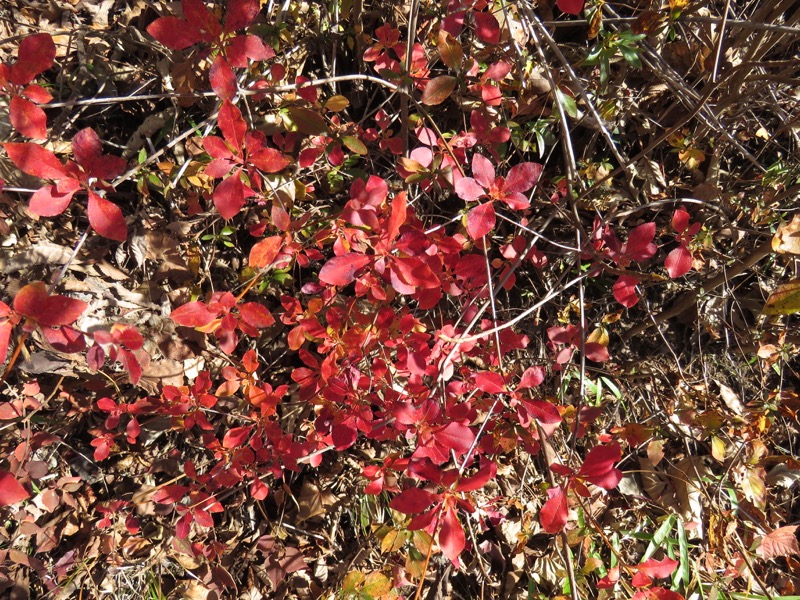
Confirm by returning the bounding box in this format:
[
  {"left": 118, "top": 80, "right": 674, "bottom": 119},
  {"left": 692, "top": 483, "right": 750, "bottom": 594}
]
[{"left": 1, "top": 0, "right": 799, "bottom": 599}]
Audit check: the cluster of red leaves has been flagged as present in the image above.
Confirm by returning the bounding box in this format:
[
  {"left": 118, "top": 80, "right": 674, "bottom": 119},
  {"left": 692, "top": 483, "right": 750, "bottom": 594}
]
[
  {"left": 0, "top": 5, "right": 722, "bottom": 597},
  {"left": 5, "top": 128, "right": 128, "bottom": 241},
  {"left": 0, "top": 33, "right": 55, "bottom": 139},
  {"left": 146, "top": 0, "right": 275, "bottom": 101}
]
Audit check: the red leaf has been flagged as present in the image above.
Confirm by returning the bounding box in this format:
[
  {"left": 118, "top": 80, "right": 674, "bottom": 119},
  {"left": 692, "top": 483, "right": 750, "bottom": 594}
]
[
  {"left": 249, "top": 147, "right": 291, "bottom": 173},
  {"left": 118, "top": 349, "right": 143, "bottom": 385},
  {"left": 474, "top": 371, "right": 506, "bottom": 394},
  {"left": 519, "top": 365, "right": 546, "bottom": 389},
  {"left": 9, "top": 96, "right": 48, "bottom": 139},
  {"left": 386, "top": 191, "right": 407, "bottom": 243},
  {"left": 0, "top": 320, "right": 12, "bottom": 366},
  {"left": 171, "top": 301, "right": 217, "bottom": 327},
  {"left": 504, "top": 162, "right": 542, "bottom": 194},
  {"left": 72, "top": 127, "right": 105, "bottom": 169},
  {"left": 556, "top": 0, "right": 585, "bottom": 15},
  {"left": 421, "top": 75, "right": 457, "bottom": 106},
  {"left": 4, "top": 142, "right": 67, "bottom": 180},
  {"left": 473, "top": 11, "right": 500, "bottom": 44},
  {"left": 249, "top": 235, "right": 283, "bottom": 268},
  {"left": 218, "top": 100, "right": 246, "bottom": 151},
  {"left": 390, "top": 487, "right": 436, "bottom": 514},
  {"left": 213, "top": 170, "right": 247, "bottom": 219},
  {"left": 0, "top": 471, "right": 29, "bottom": 507},
  {"left": 612, "top": 274, "right": 640, "bottom": 308},
  {"left": 87, "top": 191, "right": 127, "bottom": 241},
  {"left": 182, "top": 0, "right": 220, "bottom": 38},
  {"left": 577, "top": 443, "right": 622, "bottom": 489},
  {"left": 227, "top": 34, "right": 275, "bottom": 67},
  {"left": 665, "top": 246, "right": 692, "bottom": 278},
  {"left": 152, "top": 484, "right": 189, "bottom": 504},
  {"left": 318, "top": 253, "right": 372, "bottom": 286},
  {"left": 433, "top": 422, "right": 474, "bottom": 454},
  {"left": 756, "top": 525, "right": 800, "bottom": 560},
  {"left": 439, "top": 507, "right": 466, "bottom": 563},
  {"left": 672, "top": 208, "right": 691, "bottom": 233},
  {"left": 540, "top": 486, "right": 569, "bottom": 533},
  {"left": 637, "top": 557, "right": 679, "bottom": 578},
  {"left": 14, "top": 282, "right": 87, "bottom": 327},
  {"left": 238, "top": 302, "right": 275, "bottom": 328},
  {"left": 454, "top": 177, "right": 486, "bottom": 202},
  {"left": 225, "top": 0, "right": 260, "bottom": 32},
  {"left": 22, "top": 83, "right": 53, "bottom": 104},
  {"left": 146, "top": 17, "right": 205, "bottom": 50},
  {"left": 210, "top": 56, "right": 237, "bottom": 100},
  {"left": 454, "top": 458, "right": 496, "bottom": 492},
  {"left": 466, "top": 202, "right": 496, "bottom": 239},
  {"left": 632, "top": 572, "right": 653, "bottom": 587},
  {"left": 584, "top": 342, "right": 610, "bottom": 363},
  {"left": 623, "top": 222, "right": 658, "bottom": 262},
  {"left": 471, "top": 153, "right": 495, "bottom": 188},
  {"left": 223, "top": 425, "right": 253, "bottom": 448},
  {"left": 10, "top": 33, "right": 55, "bottom": 85},
  {"left": 28, "top": 184, "right": 75, "bottom": 217}
]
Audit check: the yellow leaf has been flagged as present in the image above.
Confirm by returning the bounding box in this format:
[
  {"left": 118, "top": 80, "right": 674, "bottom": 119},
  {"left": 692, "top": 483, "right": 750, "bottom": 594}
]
[
  {"left": 325, "top": 95, "right": 350, "bottom": 112},
  {"left": 763, "top": 279, "right": 800, "bottom": 315},
  {"left": 678, "top": 147, "right": 705, "bottom": 170},
  {"left": 772, "top": 214, "right": 800, "bottom": 255},
  {"left": 711, "top": 436, "right": 726, "bottom": 462}
]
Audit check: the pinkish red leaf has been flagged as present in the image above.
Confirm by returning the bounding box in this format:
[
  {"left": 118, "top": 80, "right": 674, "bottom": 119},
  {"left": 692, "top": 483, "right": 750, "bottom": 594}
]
[
  {"left": 585, "top": 342, "right": 610, "bottom": 363},
  {"left": 9, "top": 96, "right": 48, "bottom": 139},
  {"left": 672, "top": 208, "right": 691, "bottom": 233},
  {"left": 87, "top": 191, "right": 127, "bottom": 241},
  {"left": 612, "top": 274, "right": 640, "bottom": 308},
  {"left": 72, "top": 127, "right": 104, "bottom": 168},
  {"left": 466, "top": 202, "right": 496, "bottom": 240},
  {"left": 519, "top": 365, "right": 546, "bottom": 389},
  {"left": 637, "top": 557, "right": 679, "bottom": 578},
  {"left": 624, "top": 222, "right": 658, "bottom": 262},
  {"left": 557, "top": 0, "right": 585, "bottom": 15},
  {"left": 21, "top": 83, "right": 52, "bottom": 104},
  {"left": 171, "top": 301, "right": 217, "bottom": 327},
  {"left": 390, "top": 487, "right": 436, "bottom": 514},
  {"left": 421, "top": 75, "right": 457, "bottom": 106},
  {"left": 473, "top": 11, "right": 500, "bottom": 43},
  {"left": 474, "top": 371, "right": 506, "bottom": 394},
  {"left": 454, "top": 177, "right": 486, "bottom": 202},
  {"left": 0, "top": 471, "right": 29, "bottom": 507},
  {"left": 146, "top": 17, "right": 205, "bottom": 50},
  {"left": 152, "top": 484, "right": 189, "bottom": 504},
  {"left": 0, "top": 320, "right": 12, "bottom": 366},
  {"left": 665, "top": 246, "right": 692, "bottom": 278},
  {"left": 13, "top": 282, "right": 87, "bottom": 327},
  {"left": 540, "top": 486, "right": 568, "bottom": 533},
  {"left": 4, "top": 142, "right": 67, "bottom": 180},
  {"left": 210, "top": 56, "right": 237, "bottom": 101},
  {"left": 227, "top": 34, "right": 275, "bottom": 67},
  {"left": 29, "top": 184, "right": 75, "bottom": 217},
  {"left": 756, "top": 525, "right": 800, "bottom": 560},
  {"left": 471, "top": 153, "right": 495, "bottom": 188},
  {"left": 318, "top": 253, "right": 373, "bottom": 286},
  {"left": 577, "top": 443, "right": 622, "bottom": 489},
  {"left": 225, "top": 0, "right": 260, "bottom": 32},
  {"left": 10, "top": 33, "right": 55, "bottom": 85},
  {"left": 218, "top": 100, "right": 246, "bottom": 150},
  {"left": 504, "top": 162, "right": 542, "bottom": 194},
  {"left": 386, "top": 191, "right": 407, "bottom": 243},
  {"left": 439, "top": 507, "right": 466, "bottom": 563}
]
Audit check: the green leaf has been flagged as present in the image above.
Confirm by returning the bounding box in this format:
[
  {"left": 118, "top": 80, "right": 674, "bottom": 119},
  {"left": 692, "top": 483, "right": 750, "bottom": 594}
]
[
  {"left": 555, "top": 89, "right": 578, "bottom": 119},
  {"left": 285, "top": 107, "right": 328, "bottom": 135},
  {"left": 341, "top": 135, "right": 367, "bottom": 155}
]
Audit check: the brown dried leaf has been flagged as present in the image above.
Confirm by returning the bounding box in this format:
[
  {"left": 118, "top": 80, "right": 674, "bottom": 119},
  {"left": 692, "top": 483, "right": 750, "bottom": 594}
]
[
  {"left": 756, "top": 525, "right": 800, "bottom": 560},
  {"left": 772, "top": 215, "right": 800, "bottom": 254}
]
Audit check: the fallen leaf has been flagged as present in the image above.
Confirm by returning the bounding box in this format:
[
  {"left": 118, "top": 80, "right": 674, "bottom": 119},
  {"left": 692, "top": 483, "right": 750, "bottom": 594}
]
[
  {"left": 772, "top": 214, "right": 800, "bottom": 255},
  {"left": 756, "top": 525, "right": 800, "bottom": 560}
]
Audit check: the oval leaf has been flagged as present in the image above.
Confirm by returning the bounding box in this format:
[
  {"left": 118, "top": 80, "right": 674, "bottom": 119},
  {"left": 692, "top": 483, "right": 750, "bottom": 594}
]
[
  {"left": 421, "top": 75, "right": 457, "bottom": 106},
  {"left": 318, "top": 253, "right": 372, "bottom": 286}
]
